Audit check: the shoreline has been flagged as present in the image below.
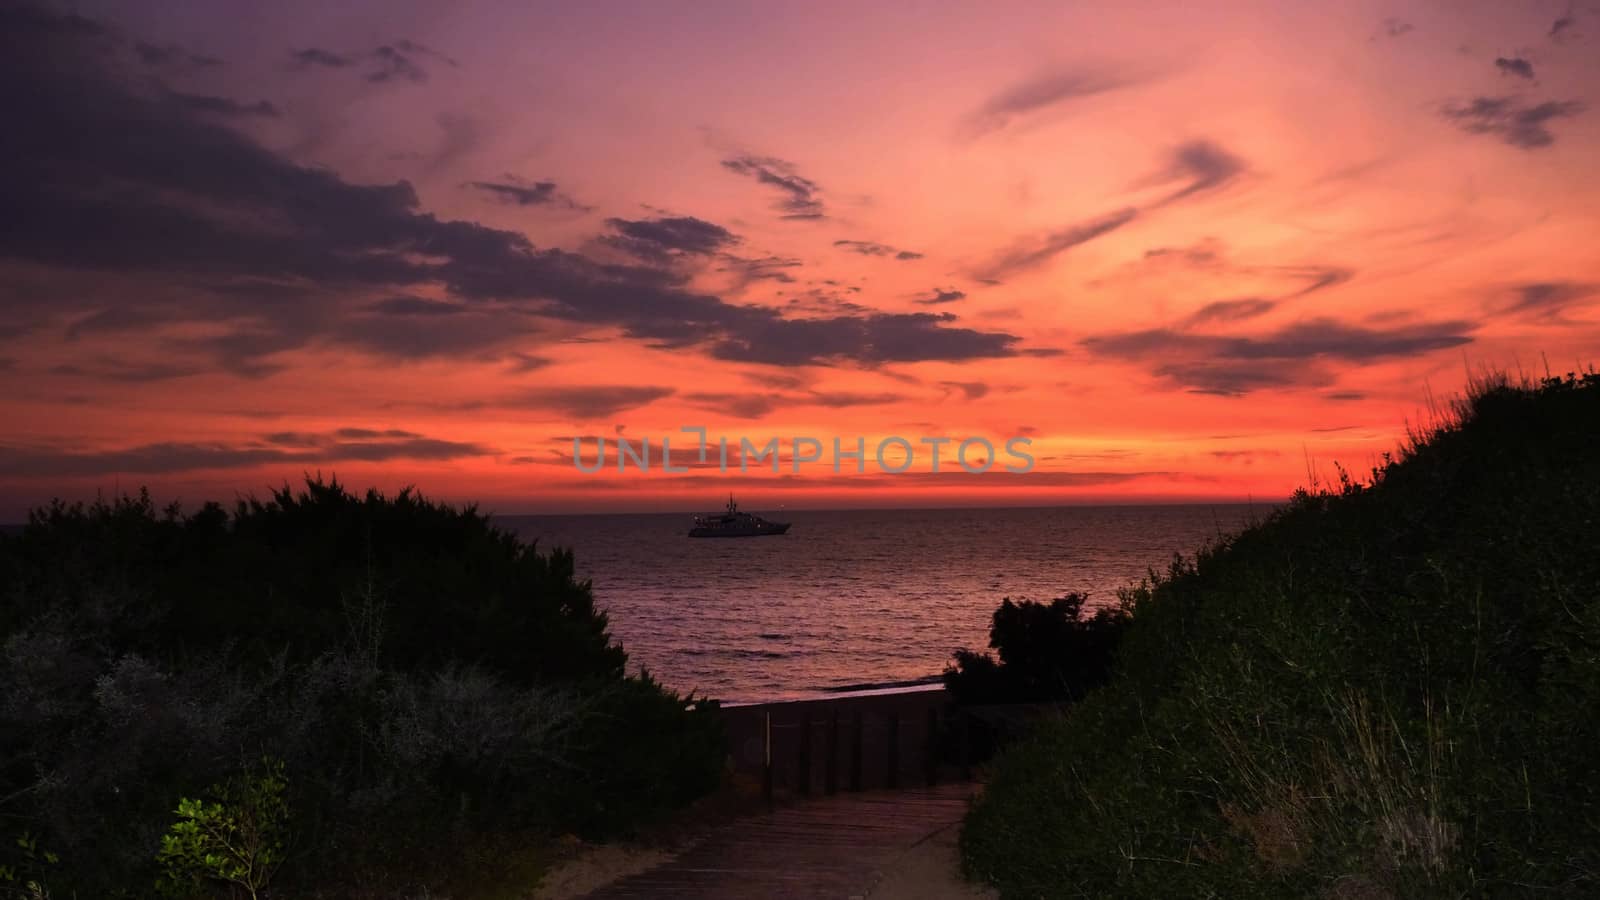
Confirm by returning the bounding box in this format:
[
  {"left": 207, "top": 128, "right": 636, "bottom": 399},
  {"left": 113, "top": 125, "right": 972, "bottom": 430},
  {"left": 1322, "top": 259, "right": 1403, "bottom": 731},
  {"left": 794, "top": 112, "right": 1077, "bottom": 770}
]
[{"left": 721, "top": 676, "right": 945, "bottom": 708}]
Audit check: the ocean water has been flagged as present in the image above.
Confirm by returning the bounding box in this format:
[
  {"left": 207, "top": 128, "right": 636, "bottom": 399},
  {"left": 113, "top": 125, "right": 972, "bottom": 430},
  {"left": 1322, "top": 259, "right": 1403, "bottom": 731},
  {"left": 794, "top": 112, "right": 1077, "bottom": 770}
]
[{"left": 501, "top": 504, "right": 1267, "bottom": 703}]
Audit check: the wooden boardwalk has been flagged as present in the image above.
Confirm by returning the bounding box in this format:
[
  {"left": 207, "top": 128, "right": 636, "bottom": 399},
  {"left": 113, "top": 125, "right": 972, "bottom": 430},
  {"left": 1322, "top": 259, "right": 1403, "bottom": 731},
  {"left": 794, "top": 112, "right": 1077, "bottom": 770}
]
[{"left": 580, "top": 783, "right": 979, "bottom": 899}]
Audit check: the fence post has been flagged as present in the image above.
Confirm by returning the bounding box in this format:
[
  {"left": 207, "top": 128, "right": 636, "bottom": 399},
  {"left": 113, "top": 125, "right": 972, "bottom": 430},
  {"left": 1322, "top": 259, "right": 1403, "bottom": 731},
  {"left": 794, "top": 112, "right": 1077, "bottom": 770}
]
[
  {"left": 849, "top": 711, "right": 864, "bottom": 792},
  {"left": 925, "top": 706, "right": 939, "bottom": 786},
  {"left": 763, "top": 710, "right": 773, "bottom": 809},
  {"left": 886, "top": 710, "right": 900, "bottom": 789},
  {"left": 825, "top": 710, "right": 839, "bottom": 794},
  {"left": 797, "top": 709, "right": 812, "bottom": 797}
]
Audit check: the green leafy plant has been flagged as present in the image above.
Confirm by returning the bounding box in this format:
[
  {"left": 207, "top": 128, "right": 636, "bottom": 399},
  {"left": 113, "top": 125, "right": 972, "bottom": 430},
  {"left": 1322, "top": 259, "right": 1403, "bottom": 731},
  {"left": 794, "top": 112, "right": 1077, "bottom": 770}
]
[
  {"left": 157, "top": 758, "right": 289, "bottom": 900},
  {"left": 0, "top": 830, "right": 58, "bottom": 900}
]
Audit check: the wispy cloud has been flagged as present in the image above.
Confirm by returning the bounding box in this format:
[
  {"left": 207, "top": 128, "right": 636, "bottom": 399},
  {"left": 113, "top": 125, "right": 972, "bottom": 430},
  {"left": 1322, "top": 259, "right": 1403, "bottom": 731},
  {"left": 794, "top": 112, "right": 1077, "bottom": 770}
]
[
  {"left": 962, "top": 65, "right": 1146, "bottom": 137},
  {"left": 1148, "top": 140, "right": 1248, "bottom": 206},
  {"left": 915, "top": 288, "right": 966, "bottom": 306},
  {"left": 1441, "top": 96, "right": 1583, "bottom": 149},
  {"left": 974, "top": 207, "right": 1139, "bottom": 282},
  {"left": 1379, "top": 18, "right": 1414, "bottom": 38},
  {"left": 1494, "top": 57, "right": 1535, "bottom": 80},
  {"left": 834, "top": 240, "right": 922, "bottom": 260},
  {"left": 0, "top": 429, "right": 493, "bottom": 477},
  {"left": 467, "top": 177, "right": 585, "bottom": 210},
  {"left": 1083, "top": 318, "right": 1475, "bottom": 395},
  {"left": 721, "top": 155, "right": 826, "bottom": 219}
]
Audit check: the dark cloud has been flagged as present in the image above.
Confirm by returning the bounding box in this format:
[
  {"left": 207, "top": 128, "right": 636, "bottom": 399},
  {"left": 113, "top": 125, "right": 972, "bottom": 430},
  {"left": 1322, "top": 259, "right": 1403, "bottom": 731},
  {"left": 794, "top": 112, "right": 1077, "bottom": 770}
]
[
  {"left": 684, "top": 392, "right": 779, "bottom": 419},
  {"left": 717, "top": 254, "right": 803, "bottom": 286},
  {"left": 741, "top": 371, "right": 808, "bottom": 391},
  {"left": 504, "top": 352, "right": 552, "bottom": 373},
  {"left": 1083, "top": 318, "right": 1475, "bottom": 394},
  {"left": 1494, "top": 57, "right": 1535, "bottom": 80},
  {"left": 0, "top": 429, "right": 492, "bottom": 478},
  {"left": 833, "top": 240, "right": 922, "bottom": 260},
  {"left": 1141, "top": 239, "right": 1225, "bottom": 268},
  {"left": 391, "top": 39, "right": 458, "bottom": 69},
  {"left": 915, "top": 288, "right": 966, "bottom": 306},
  {"left": 335, "top": 307, "right": 537, "bottom": 359},
  {"left": 806, "top": 391, "right": 904, "bottom": 407},
  {"left": 721, "top": 155, "right": 826, "bottom": 219},
  {"left": 1087, "top": 319, "right": 1473, "bottom": 361},
  {"left": 467, "top": 179, "right": 560, "bottom": 206},
  {"left": 66, "top": 306, "right": 167, "bottom": 339},
  {"left": 780, "top": 287, "right": 871, "bottom": 316},
  {"left": 290, "top": 40, "right": 453, "bottom": 83},
  {"left": 168, "top": 91, "right": 279, "bottom": 118},
  {"left": 1380, "top": 18, "right": 1413, "bottom": 38},
  {"left": 1285, "top": 266, "right": 1354, "bottom": 297},
  {"left": 0, "top": 7, "right": 1029, "bottom": 374},
  {"left": 1441, "top": 96, "right": 1583, "bottom": 149},
  {"left": 975, "top": 207, "right": 1139, "bottom": 282},
  {"left": 1152, "top": 140, "right": 1247, "bottom": 206},
  {"left": 135, "top": 41, "right": 222, "bottom": 69},
  {"left": 51, "top": 359, "right": 206, "bottom": 382},
  {"left": 1502, "top": 281, "right": 1597, "bottom": 317},
  {"left": 1151, "top": 361, "right": 1319, "bottom": 396},
  {"left": 290, "top": 47, "right": 351, "bottom": 68},
  {"left": 963, "top": 67, "right": 1142, "bottom": 137},
  {"left": 370, "top": 296, "right": 464, "bottom": 316},
  {"left": 601, "top": 216, "right": 738, "bottom": 264},
  {"left": 939, "top": 381, "right": 990, "bottom": 400},
  {"left": 1182, "top": 298, "right": 1277, "bottom": 326},
  {"left": 369, "top": 44, "right": 428, "bottom": 83},
  {"left": 3, "top": 4, "right": 107, "bottom": 38},
  {"left": 679, "top": 389, "right": 901, "bottom": 418},
  {"left": 1550, "top": 10, "right": 1576, "bottom": 41},
  {"left": 709, "top": 313, "right": 1020, "bottom": 366},
  {"left": 497, "top": 386, "right": 674, "bottom": 419}
]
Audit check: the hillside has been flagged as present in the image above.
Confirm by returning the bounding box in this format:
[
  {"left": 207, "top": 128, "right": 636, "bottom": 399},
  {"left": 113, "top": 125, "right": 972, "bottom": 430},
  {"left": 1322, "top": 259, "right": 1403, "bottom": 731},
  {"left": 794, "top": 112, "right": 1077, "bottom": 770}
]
[{"left": 962, "top": 372, "right": 1600, "bottom": 898}]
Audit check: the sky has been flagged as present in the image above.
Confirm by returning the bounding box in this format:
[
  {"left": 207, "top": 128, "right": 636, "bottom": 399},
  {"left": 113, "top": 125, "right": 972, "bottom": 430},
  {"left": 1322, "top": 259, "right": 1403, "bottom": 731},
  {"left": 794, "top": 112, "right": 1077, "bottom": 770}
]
[{"left": 1, "top": 0, "right": 1597, "bottom": 518}]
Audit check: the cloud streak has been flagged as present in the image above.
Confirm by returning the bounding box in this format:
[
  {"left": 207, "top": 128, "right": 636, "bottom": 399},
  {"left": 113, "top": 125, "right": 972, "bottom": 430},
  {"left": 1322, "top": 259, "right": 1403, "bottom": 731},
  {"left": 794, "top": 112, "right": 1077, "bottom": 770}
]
[
  {"left": 975, "top": 207, "right": 1139, "bottom": 282},
  {"left": 1083, "top": 318, "right": 1475, "bottom": 395},
  {"left": 963, "top": 66, "right": 1144, "bottom": 137},
  {"left": 721, "top": 155, "right": 826, "bottom": 219},
  {"left": 0, "top": 429, "right": 493, "bottom": 478},
  {"left": 1441, "top": 96, "right": 1583, "bottom": 149},
  {"left": 834, "top": 240, "right": 922, "bottom": 260}
]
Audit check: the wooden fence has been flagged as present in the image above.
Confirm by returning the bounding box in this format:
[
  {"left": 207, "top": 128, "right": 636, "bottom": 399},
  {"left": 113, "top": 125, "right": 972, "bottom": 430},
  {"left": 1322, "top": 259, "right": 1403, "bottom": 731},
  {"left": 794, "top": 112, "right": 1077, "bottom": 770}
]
[{"left": 720, "top": 688, "right": 1057, "bottom": 805}]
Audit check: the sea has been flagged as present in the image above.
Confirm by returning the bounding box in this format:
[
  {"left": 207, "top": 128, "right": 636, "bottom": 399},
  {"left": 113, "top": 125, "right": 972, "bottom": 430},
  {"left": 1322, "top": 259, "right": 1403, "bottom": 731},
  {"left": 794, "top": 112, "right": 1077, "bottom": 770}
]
[{"left": 500, "top": 504, "right": 1268, "bottom": 703}]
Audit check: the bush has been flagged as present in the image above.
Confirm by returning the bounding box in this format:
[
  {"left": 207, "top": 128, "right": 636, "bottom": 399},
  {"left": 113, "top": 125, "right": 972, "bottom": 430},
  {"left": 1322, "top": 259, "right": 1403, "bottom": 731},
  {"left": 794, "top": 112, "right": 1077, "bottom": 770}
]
[
  {"left": 962, "top": 372, "right": 1600, "bottom": 898},
  {"left": 943, "top": 593, "right": 1129, "bottom": 705},
  {"left": 0, "top": 479, "right": 724, "bottom": 897},
  {"left": 157, "top": 758, "right": 289, "bottom": 900}
]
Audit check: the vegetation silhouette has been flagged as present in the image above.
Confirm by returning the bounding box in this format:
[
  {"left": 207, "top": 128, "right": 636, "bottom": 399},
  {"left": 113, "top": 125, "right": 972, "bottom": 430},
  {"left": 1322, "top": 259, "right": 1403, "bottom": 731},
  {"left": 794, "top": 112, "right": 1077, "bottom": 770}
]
[
  {"left": 0, "top": 478, "right": 723, "bottom": 897},
  {"left": 944, "top": 593, "right": 1128, "bottom": 705},
  {"left": 961, "top": 372, "right": 1600, "bottom": 898}
]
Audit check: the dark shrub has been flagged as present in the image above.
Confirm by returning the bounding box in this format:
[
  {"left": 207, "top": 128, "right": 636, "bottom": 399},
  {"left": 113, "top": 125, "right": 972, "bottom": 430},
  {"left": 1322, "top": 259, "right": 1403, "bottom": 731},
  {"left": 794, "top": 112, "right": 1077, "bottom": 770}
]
[
  {"left": 0, "top": 479, "right": 723, "bottom": 897},
  {"left": 944, "top": 593, "right": 1129, "bottom": 705}
]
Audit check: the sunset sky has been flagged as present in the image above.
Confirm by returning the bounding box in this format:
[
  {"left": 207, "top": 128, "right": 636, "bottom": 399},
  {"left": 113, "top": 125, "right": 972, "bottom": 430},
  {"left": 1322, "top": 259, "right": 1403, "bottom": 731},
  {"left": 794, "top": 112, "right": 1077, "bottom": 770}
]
[{"left": 2, "top": 0, "right": 1597, "bottom": 518}]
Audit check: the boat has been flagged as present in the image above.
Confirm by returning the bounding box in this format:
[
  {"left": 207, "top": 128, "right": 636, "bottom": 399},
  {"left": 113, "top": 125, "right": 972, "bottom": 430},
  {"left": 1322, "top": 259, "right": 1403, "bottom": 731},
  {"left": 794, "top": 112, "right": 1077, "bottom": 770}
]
[{"left": 689, "top": 496, "right": 791, "bottom": 537}]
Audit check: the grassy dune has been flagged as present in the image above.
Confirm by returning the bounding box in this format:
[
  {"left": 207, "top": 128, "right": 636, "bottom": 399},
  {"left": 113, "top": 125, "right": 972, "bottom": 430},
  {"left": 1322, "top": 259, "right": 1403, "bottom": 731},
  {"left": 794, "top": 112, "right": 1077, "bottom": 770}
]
[{"left": 962, "top": 373, "right": 1600, "bottom": 898}]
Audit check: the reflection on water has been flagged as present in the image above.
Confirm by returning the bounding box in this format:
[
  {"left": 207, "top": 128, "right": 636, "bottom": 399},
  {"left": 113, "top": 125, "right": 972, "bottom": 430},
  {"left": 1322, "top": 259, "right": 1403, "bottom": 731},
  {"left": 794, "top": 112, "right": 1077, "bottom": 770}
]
[{"left": 501, "top": 504, "right": 1266, "bottom": 703}]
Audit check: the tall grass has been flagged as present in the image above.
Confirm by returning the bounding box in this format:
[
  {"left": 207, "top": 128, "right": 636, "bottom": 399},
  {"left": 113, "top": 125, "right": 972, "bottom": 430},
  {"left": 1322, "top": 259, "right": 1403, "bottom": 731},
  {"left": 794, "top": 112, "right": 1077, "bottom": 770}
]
[{"left": 962, "top": 372, "right": 1600, "bottom": 898}]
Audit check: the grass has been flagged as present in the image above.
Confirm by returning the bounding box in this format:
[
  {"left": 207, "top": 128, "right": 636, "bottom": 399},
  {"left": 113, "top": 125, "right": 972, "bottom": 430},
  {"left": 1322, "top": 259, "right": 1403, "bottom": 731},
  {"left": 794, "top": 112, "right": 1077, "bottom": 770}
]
[{"left": 960, "top": 371, "right": 1600, "bottom": 899}]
